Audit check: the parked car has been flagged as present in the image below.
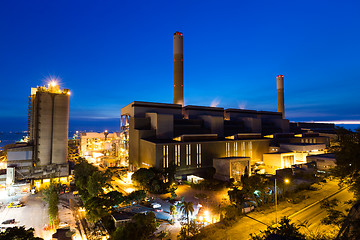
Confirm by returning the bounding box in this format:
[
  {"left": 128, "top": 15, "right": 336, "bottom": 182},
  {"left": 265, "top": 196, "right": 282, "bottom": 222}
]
[
  {"left": 151, "top": 203, "right": 161, "bottom": 209},
  {"left": 2, "top": 219, "right": 15, "bottom": 224},
  {"left": 8, "top": 202, "right": 23, "bottom": 208},
  {"left": 58, "top": 222, "right": 69, "bottom": 228}
]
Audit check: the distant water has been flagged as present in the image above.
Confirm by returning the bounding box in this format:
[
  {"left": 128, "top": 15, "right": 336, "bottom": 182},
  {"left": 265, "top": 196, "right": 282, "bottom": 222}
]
[
  {"left": 0, "top": 130, "right": 83, "bottom": 149},
  {"left": 336, "top": 124, "right": 359, "bottom": 131},
  {"left": 1, "top": 123, "right": 358, "bottom": 149},
  {"left": 0, "top": 132, "right": 27, "bottom": 148}
]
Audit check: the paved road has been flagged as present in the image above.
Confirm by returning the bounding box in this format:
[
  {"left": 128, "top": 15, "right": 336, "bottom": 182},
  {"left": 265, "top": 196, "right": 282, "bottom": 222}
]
[
  {"left": 289, "top": 187, "right": 353, "bottom": 235},
  {"left": 222, "top": 182, "right": 354, "bottom": 240}
]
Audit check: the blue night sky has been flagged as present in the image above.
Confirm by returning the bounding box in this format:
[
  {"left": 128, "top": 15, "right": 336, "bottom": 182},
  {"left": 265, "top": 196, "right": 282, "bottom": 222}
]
[{"left": 1, "top": 0, "right": 360, "bottom": 132}]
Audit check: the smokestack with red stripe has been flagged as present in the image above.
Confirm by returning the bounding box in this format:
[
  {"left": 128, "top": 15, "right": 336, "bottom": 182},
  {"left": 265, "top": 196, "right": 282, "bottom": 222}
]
[
  {"left": 173, "top": 32, "right": 184, "bottom": 106},
  {"left": 277, "top": 75, "right": 285, "bottom": 119}
]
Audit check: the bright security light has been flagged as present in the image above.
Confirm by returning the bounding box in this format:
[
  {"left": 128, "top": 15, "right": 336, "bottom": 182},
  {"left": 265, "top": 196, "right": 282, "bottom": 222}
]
[{"left": 49, "top": 80, "right": 57, "bottom": 87}]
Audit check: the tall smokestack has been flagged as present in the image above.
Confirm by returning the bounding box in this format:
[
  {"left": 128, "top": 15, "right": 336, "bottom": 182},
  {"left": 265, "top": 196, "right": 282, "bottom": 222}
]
[
  {"left": 276, "top": 75, "right": 285, "bottom": 119},
  {"left": 173, "top": 32, "right": 184, "bottom": 106}
]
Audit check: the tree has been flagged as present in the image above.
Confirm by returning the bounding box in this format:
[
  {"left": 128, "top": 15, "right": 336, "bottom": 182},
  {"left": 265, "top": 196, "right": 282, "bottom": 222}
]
[
  {"left": 169, "top": 185, "right": 177, "bottom": 200},
  {"left": 126, "top": 190, "right": 146, "bottom": 204},
  {"left": 131, "top": 168, "right": 155, "bottom": 190},
  {"left": 250, "top": 217, "right": 306, "bottom": 240},
  {"left": 84, "top": 196, "right": 110, "bottom": 221},
  {"left": 43, "top": 182, "right": 59, "bottom": 227},
  {"left": 0, "top": 226, "right": 43, "bottom": 240},
  {"left": 104, "top": 191, "right": 125, "bottom": 206},
  {"left": 74, "top": 158, "right": 98, "bottom": 190},
  {"left": 241, "top": 174, "right": 272, "bottom": 206},
  {"left": 180, "top": 201, "right": 194, "bottom": 225},
  {"left": 331, "top": 127, "right": 360, "bottom": 199},
  {"left": 74, "top": 158, "right": 115, "bottom": 221},
  {"left": 228, "top": 187, "right": 246, "bottom": 207},
  {"left": 110, "top": 212, "right": 157, "bottom": 240},
  {"left": 170, "top": 204, "right": 177, "bottom": 224},
  {"left": 178, "top": 220, "right": 201, "bottom": 240},
  {"left": 320, "top": 198, "right": 347, "bottom": 229},
  {"left": 180, "top": 201, "right": 194, "bottom": 238}
]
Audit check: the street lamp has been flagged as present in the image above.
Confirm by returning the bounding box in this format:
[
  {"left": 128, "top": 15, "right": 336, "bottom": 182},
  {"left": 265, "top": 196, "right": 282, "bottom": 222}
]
[
  {"left": 275, "top": 178, "right": 290, "bottom": 224},
  {"left": 104, "top": 130, "right": 109, "bottom": 141}
]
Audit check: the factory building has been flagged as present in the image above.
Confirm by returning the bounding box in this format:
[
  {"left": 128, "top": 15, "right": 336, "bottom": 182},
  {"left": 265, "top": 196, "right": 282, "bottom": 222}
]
[
  {"left": 120, "top": 32, "right": 334, "bottom": 179},
  {"left": 306, "top": 153, "right": 336, "bottom": 172},
  {"left": 121, "top": 101, "right": 288, "bottom": 177},
  {"left": 6, "top": 82, "right": 70, "bottom": 180}
]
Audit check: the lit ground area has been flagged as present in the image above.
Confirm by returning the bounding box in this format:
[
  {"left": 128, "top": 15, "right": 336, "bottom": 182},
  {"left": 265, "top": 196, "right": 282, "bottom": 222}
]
[
  {"left": 151, "top": 184, "right": 230, "bottom": 239},
  {"left": 0, "top": 194, "right": 52, "bottom": 239}
]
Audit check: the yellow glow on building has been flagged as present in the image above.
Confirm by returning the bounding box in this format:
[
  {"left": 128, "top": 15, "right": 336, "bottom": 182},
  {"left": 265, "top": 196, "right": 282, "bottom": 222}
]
[
  {"left": 60, "top": 177, "right": 68, "bottom": 183},
  {"left": 34, "top": 180, "right": 41, "bottom": 189},
  {"left": 264, "top": 135, "right": 274, "bottom": 138}
]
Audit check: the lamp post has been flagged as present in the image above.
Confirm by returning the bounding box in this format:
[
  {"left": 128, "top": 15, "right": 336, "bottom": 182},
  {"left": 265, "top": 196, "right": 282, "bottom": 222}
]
[
  {"left": 275, "top": 178, "right": 277, "bottom": 224},
  {"left": 275, "top": 178, "right": 290, "bottom": 224},
  {"left": 104, "top": 130, "right": 109, "bottom": 141}
]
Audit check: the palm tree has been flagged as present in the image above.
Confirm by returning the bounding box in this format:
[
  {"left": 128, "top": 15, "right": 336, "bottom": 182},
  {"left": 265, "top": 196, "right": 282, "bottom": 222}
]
[{"left": 180, "top": 201, "right": 194, "bottom": 225}]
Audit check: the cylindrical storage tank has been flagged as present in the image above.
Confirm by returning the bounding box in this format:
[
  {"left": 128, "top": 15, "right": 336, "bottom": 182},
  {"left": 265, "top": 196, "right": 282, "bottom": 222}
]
[
  {"left": 276, "top": 75, "right": 285, "bottom": 119},
  {"left": 173, "top": 32, "right": 184, "bottom": 106},
  {"left": 52, "top": 94, "right": 69, "bottom": 164},
  {"left": 37, "top": 92, "right": 53, "bottom": 166}
]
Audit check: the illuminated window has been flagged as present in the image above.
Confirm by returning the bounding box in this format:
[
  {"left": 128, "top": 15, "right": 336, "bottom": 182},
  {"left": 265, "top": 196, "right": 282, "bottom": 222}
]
[
  {"left": 226, "top": 143, "right": 230, "bottom": 157},
  {"left": 283, "top": 155, "right": 294, "bottom": 168},
  {"left": 314, "top": 139, "right": 316, "bottom": 143},
  {"left": 196, "top": 144, "right": 202, "bottom": 168},
  {"left": 163, "top": 145, "right": 169, "bottom": 169},
  {"left": 249, "top": 141, "right": 253, "bottom": 158},
  {"left": 175, "top": 145, "right": 181, "bottom": 167},
  {"left": 186, "top": 144, "right": 191, "bottom": 166},
  {"left": 234, "top": 142, "right": 238, "bottom": 156},
  {"left": 242, "top": 142, "right": 246, "bottom": 157}
]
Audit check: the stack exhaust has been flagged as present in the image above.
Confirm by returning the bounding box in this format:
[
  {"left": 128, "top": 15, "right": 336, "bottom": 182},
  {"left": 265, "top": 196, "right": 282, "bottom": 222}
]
[
  {"left": 276, "top": 75, "right": 285, "bottom": 119},
  {"left": 173, "top": 32, "right": 184, "bottom": 106}
]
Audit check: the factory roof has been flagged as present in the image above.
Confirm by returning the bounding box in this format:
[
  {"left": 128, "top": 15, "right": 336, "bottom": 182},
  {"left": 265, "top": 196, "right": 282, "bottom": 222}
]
[
  {"left": 130, "top": 101, "right": 182, "bottom": 109},
  {"left": 142, "top": 136, "right": 269, "bottom": 144},
  {"left": 184, "top": 105, "right": 224, "bottom": 112},
  {"left": 307, "top": 153, "right": 335, "bottom": 159}
]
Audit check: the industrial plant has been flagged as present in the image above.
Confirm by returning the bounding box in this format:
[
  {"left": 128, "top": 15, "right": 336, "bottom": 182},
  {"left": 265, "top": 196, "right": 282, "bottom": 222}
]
[
  {"left": 5, "top": 81, "right": 70, "bottom": 186},
  {"left": 120, "top": 32, "right": 335, "bottom": 182}
]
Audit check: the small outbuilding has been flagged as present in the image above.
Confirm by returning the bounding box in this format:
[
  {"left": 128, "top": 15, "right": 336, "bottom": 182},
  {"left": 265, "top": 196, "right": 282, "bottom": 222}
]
[
  {"left": 111, "top": 211, "right": 135, "bottom": 227},
  {"left": 306, "top": 153, "right": 336, "bottom": 171},
  {"left": 52, "top": 227, "right": 75, "bottom": 240},
  {"left": 213, "top": 157, "right": 250, "bottom": 181}
]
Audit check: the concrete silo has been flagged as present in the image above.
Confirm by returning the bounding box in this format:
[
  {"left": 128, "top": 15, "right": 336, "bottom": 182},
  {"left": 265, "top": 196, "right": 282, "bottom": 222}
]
[{"left": 29, "top": 82, "right": 69, "bottom": 167}]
